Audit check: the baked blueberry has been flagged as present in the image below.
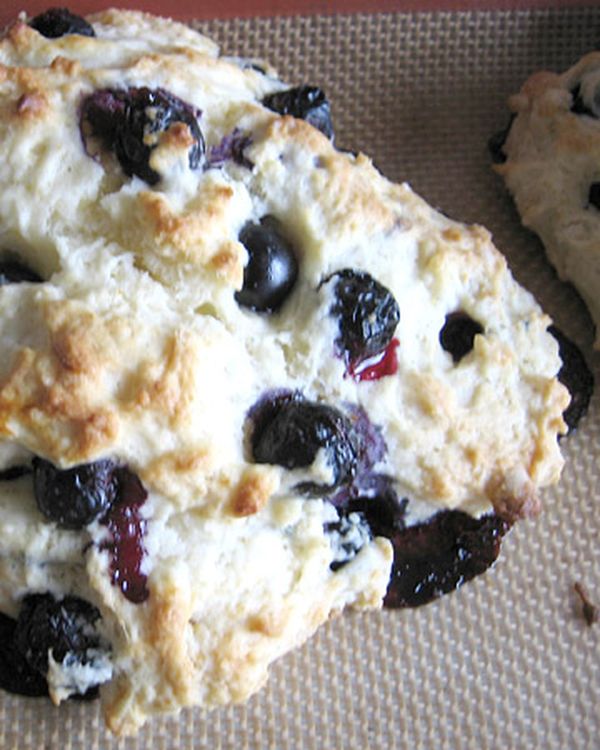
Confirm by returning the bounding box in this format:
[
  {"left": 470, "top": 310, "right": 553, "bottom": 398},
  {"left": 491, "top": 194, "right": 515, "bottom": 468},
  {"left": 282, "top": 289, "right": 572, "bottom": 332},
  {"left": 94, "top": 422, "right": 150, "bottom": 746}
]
[
  {"left": 0, "top": 611, "right": 49, "bottom": 697},
  {"left": 326, "top": 269, "right": 400, "bottom": 368},
  {"left": 0, "top": 260, "right": 42, "bottom": 285},
  {"left": 33, "top": 457, "right": 118, "bottom": 530},
  {"left": 325, "top": 511, "right": 372, "bottom": 571},
  {"left": 14, "top": 594, "right": 108, "bottom": 687},
  {"left": 262, "top": 86, "right": 334, "bottom": 139},
  {"left": 439, "top": 311, "right": 484, "bottom": 363},
  {"left": 207, "top": 128, "right": 253, "bottom": 170},
  {"left": 326, "top": 490, "right": 408, "bottom": 572},
  {"left": 80, "top": 87, "right": 204, "bottom": 185},
  {"left": 29, "top": 7, "right": 95, "bottom": 38},
  {"left": 235, "top": 217, "right": 298, "bottom": 313},
  {"left": 345, "top": 490, "right": 408, "bottom": 538},
  {"left": 548, "top": 325, "right": 594, "bottom": 434},
  {"left": 251, "top": 395, "right": 359, "bottom": 495},
  {"left": 588, "top": 183, "right": 600, "bottom": 211},
  {"left": 0, "top": 465, "right": 31, "bottom": 480},
  {"left": 383, "top": 510, "right": 510, "bottom": 608}
]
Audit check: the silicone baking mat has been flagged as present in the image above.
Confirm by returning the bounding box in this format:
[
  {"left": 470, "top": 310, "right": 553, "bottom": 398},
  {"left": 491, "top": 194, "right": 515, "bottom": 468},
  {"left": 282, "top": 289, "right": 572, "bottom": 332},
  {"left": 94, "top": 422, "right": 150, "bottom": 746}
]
[{"left": 0, "top": 6, "right": 599, "bottom": 749}]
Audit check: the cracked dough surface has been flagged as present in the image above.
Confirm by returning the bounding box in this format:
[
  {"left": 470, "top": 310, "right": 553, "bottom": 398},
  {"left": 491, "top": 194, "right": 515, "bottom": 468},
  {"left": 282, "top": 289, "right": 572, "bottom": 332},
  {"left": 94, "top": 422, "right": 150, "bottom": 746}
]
[{"left": 0, "top": 8, "right": 569, "bottom": 735}]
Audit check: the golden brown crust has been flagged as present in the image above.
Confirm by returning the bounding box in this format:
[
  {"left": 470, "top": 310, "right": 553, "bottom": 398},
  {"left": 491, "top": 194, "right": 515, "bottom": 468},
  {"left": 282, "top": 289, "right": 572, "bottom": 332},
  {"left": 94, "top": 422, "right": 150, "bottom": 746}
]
[{"left": 0, "top": 8, "right": 571, "bottom": 738}]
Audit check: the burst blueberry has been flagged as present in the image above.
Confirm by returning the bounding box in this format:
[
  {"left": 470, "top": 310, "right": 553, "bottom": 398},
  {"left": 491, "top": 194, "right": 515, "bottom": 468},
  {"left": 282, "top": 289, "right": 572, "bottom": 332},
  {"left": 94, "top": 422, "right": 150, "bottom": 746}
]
[
  {"left": 326, "top": 269, "right": 400, "bottom": 367},
  {"left": 262, "top": 85, "right": 334, "bottom": 139},
  {"left": 235, "top": 217, "right": 298, "bottom": 313},
  {"left": 29, "top": 7, "right": 95, "bottom": 38},
  {"left": 14, "top": 594, "right": 107, "bottom": 687},
  {"left": 251, "top": 395, "right": 359, "bottom": 495},
  {"left": 80, "top": 87, "right": 204, "bottom": 184},
  {"left": 0, "top": 260, "right": 42, "bottom": 285},
  {"left": 325, "top": 511, "right": 372, "bottom": 571},
  {"left": 33, "top": 457, "right": 118, "bottom": 529},
  {"left": 439, "top": 311, "right": 484, "bottom": 363},
  {"left": 548, "top": 325, "right": 594, "bottom": 434},
  {"left": 0, "top": 611, "right": 48, "bottom": 697},
  {"left": 383, "top": 510, "right": 510, "bottom": 608}
]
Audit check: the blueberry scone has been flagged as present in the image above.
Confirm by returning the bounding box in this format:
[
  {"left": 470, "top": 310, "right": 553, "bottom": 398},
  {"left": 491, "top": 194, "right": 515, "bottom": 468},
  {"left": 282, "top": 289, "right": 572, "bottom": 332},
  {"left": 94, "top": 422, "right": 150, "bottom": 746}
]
[
  {"left": 0, "top": 6, "right": 576, "bottom": 736},
  {"left": 491, "top": 51, "right": 600, "bottom": 348}
]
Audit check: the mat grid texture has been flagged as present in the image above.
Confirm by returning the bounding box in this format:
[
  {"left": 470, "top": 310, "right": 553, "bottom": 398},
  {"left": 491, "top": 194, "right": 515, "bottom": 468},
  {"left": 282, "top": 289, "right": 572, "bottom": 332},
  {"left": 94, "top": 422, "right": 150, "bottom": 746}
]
[{"left": 1, "top": 8, "right": 599, "bottom": 749}]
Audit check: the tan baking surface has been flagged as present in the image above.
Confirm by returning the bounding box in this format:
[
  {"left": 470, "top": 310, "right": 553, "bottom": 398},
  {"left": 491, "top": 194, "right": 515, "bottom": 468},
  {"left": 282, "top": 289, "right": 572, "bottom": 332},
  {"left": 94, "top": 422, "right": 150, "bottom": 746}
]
[{"left": 1, "top": 7, "right": 599, "bottom": 749}]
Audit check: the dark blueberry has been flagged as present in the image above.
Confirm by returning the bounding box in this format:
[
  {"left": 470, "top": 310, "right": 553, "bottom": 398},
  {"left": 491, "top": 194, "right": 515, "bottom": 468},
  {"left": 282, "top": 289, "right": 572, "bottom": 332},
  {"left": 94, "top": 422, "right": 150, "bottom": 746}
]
[
  {"left": 0, "top": 610, "right": 48, "bottom": 697},
  {"left": 101, "top": 466, "right": 149, "bottom": 604},
  {"left": 327, "top": 490, "right": 407, "bottom": 571},
  {"left": 29, "top": 7, "right": 95, "bottom": 38},
  {"left": 207, "top": 128, "right": 253, "bottom": 170},
  {"left": 80, "top": 87, "right": 204, "bottom": 185},
  {"left": 14, "top": 594, "right": 107, "bottom": 688},
  {"left": 346, "top": 491, "right": 408, "bottom": 538},
  {"left": 262, "top": 86, "right": 334, "bottom": 140},
  {"left": 33, "top": 457, "right": 118, "bottom": 530},
  {"left": 326, "top": 269, "right": 400, "bottom": 368},
  {"left": 0, "top": 465, "right": 31, "bottom": 481},
  {"left": 383, "top": 510, "right": 510, "bottom": 608},
  {"left": 251, "top": 395, "right": 359, "bottom": 495},
  {"left": 588, "top": 182, "right": 600, "bottom": 211},
  {"left": 570, "top": 83, "right": 597, "bottom": 118},
  {"left": 325, "top": 511, "right": 372, "bottom": 571},
  {"left": 0, "top": 260, "right": 42, "bottom": 285},
  {"left": 439, "top": 311, "right": 484, "bottom": 363},
  {"left": 548, "top": 325, "right": 594, "bottom": 434},
  {"left": 235, "top": 217, "right": 298, "bottom": 313},
  {"left": 344, "top": 404, "right": 387, "bottom": 471},
  {"left": 488, "top": 114, "right": 515, "bottom": 164}
]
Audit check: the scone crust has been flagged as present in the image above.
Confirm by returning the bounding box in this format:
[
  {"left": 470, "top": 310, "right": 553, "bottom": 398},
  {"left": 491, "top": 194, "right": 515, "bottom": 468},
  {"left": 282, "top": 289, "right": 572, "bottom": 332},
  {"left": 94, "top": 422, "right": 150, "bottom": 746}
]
[
  {"left": 495, "top": 51, "right": 600, "bottom": 346},
  {"left": 0, "top": 7, "right": 569, "bottom": 735}
]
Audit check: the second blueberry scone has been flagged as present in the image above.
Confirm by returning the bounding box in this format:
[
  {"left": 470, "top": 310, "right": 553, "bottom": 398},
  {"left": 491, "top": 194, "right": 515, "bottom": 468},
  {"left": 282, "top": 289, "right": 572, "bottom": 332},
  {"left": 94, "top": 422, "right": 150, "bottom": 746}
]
[
  {"left": 0, "top": 7, "right": 570, "bottom": 735},
  {"left": 492, "top": 51, "right": 600, "bottom": 347}
]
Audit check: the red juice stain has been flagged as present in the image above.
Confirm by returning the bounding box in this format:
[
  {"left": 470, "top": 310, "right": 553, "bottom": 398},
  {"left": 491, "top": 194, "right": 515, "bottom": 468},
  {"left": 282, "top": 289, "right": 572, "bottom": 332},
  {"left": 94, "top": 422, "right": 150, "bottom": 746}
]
[
  {"left": 348, "top": 338, "right": 399, "bottom": 382},
  {"left": 101, "top": 467, "right": 149, "bottom": 604}
]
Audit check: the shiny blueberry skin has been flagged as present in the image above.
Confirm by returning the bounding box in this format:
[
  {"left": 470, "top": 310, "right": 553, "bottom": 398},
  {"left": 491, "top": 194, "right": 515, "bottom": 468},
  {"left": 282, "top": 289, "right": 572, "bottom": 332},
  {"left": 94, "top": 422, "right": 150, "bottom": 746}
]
[
  {"left": 262, "top": 86, "right": 334, "bottom": 139},
  {"left": 384, "top": 510, "right": 510, "bottom": 608},
  {"left": 0, "top": 260, "right": 42, "bottom": 285},
  {"left": 0, "top": 611, "right": 48, "bottom": 697},
  {"left": 29, "top": 7, "right": 95, "bottom": 38},
  {"left": 235, "top": 217, "right": 298, "bottom": 313},
  {"left": 251, "top": 395, "right": 359, "bottom": 495},
  {"left": 33, "top": 457, "right": 118, "bottom": 530},
  {"left": 326, "top": 269, "right": 400, "bottom": 366},
  {"left": 81, "top": 87, "right": 204, "bottom": 185},
  {"left": 14, "top": 594, "right": 105, "bottom": 680},
  {"left": 439, "top": 311, "right": 484, "bottom": 363},
  {"left": 548, "top": 325, "right": 594, "bottom": 434}
]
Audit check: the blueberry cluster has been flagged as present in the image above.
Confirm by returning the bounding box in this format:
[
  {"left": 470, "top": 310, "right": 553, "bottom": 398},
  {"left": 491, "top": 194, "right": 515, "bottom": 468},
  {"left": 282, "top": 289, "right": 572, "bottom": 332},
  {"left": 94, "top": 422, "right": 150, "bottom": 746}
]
[{"left": 80, "top": 87, "right": 204, "bottom": 185}]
